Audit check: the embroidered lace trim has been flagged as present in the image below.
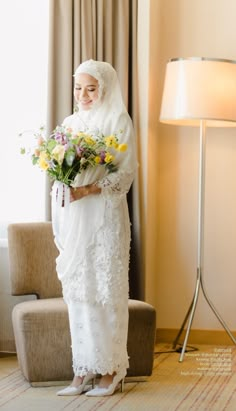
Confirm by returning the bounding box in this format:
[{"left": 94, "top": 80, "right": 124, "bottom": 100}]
[
  {"left": 68, "top": 301, "right": 129, "bottom": 377},
  {"left": 61, "top": 201, "right": 130, "bottom": 305}
]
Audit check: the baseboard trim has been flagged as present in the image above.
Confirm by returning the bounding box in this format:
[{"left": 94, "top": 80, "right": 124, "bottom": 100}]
[
  {"left": 0, "top": 339, "right": 16, "bottom": 353},
  {"left": 156, "top": 328, "right": 236, "bottom": 346}
]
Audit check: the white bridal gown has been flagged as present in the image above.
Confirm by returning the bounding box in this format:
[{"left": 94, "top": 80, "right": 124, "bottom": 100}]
[{"left": 52, "top": 110, "right": 137, "bottom": 377}]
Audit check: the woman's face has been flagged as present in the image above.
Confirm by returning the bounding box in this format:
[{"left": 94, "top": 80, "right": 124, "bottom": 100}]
[{"left": 74, "top": 73, "right": 99, "bottom": 110}]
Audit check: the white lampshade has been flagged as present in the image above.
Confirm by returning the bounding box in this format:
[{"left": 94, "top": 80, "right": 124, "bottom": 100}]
[{"left": 160, "top": 57, "right": 236, "bottom": 127}]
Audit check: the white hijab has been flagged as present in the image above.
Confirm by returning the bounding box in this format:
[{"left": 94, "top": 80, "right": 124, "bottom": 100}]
[{"left": 73, "top": 59, "right": 129, "bottom": 135}]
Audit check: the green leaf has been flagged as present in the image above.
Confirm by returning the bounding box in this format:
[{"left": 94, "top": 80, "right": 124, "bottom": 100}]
[
  {"left": 71, "top": 137, "right": 80, "bottom": 145},
  {"left": 32, "top": 155, "right": 39, "bottom": 165},
  {"left": 47, "top": 139, "right": 57, "bottom": 152}
]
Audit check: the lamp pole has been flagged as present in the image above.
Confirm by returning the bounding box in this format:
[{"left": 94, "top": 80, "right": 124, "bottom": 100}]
[{"left": 173, "top": 120, "right": 236, "bottom": 362}]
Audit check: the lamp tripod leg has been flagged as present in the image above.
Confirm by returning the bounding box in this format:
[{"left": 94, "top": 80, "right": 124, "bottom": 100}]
[
  {"left": 200, "top": 276, "right": 236, "bottom": 344},
  {"left": 173, "top": 299, "right": 194, "bottom": 349},
  {"left": 177, "top": 268, "right": 201, "bottom": 362},
  {"left": 174, "top": 270, "right": 236, "bottom": 362}
]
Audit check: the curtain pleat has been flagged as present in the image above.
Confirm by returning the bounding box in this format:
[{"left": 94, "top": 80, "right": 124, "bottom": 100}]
[
  {"left": 74, "top": 0, "right": 97, "bottom": 62},
  {"left": 47, "top": 0, "right": 142, "bottom": 299},
  {"left": 47, "top": 0, "right": 74, "bottom": 128}
]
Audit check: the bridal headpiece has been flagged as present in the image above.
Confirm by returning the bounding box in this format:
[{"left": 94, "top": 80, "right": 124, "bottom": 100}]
[{"left": 73, "top": 59, "right": 126, "bottom": 122}]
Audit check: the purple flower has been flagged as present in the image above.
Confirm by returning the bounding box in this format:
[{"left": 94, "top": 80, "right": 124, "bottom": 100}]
[
  {"left": 55, "top": 132, "right": 62, "bottom": 141},
  {"left": 76, "top": 146, "right": 84, "bottom": 156},
  {"left": 55, "top": 132, "right": 67, "bottom": 145},
  {"left": 99, "top": 151, "right": 106, "bottom": 163}
]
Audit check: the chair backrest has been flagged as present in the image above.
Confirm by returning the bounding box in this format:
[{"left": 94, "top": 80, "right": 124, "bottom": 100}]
[{"left": 8, "top": 222, "right": 62, "bottom": 299}]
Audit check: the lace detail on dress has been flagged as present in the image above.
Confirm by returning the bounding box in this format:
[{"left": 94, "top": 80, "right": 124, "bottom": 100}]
[
  {"left": 60, "top": 196, "right": 131, "bottom": 305},
  {"left": 72, "top": 355, "right": 129, "bottom": 377},
  {"left": 95, "top": 169, "right": 135, "bottom": 206},
  {"left": 68, "top": 301, "right": 129, "bottom": 377}
]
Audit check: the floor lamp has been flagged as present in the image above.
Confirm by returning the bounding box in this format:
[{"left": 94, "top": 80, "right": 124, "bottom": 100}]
[{"left": 159, "top": 57, "right": 236, "bottom": 362}]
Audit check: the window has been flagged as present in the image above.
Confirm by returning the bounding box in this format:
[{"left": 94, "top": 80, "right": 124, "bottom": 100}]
[{"left": 0, "top": 0, "right": 49, "bottom": 242}]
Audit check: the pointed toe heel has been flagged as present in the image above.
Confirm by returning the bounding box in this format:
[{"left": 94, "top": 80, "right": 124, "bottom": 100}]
[
  {"left": 85, "top": 371, "right": 126, "bottom": 397},
  {"left": 57, "top": 373, "right": 96, "bottom": 396}
]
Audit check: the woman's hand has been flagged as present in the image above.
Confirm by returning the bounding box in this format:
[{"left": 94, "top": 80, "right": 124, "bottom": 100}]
[{"left": 70, "top": 184, "right": 101, "bottom": 202}]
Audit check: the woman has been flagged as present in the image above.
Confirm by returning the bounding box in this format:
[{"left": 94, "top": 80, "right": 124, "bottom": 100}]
[{"left": 54, "top": 59, "right": 138, "bottom": 397}]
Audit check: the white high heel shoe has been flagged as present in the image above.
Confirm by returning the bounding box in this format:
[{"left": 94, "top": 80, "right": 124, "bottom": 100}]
[
  {"left": 57, "top": 373, "right": 96, "bottom": 396},
  {"left": 85, "top": 371, "right": 126, "bottom": 397}
]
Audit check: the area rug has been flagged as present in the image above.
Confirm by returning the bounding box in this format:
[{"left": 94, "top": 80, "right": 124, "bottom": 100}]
[{"left": 0, "top": 344, "right": 236, "bottom": 410}]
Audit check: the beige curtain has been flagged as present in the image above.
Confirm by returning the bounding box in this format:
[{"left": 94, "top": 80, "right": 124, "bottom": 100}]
[
  {"left": 47, "top": 0, "right": 134, "bottom": 126},
  {"left": 46, "top": 0, "right": 143, "bottom": 299}
]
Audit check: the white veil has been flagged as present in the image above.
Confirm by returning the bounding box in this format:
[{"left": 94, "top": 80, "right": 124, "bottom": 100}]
[{"left": 74, "top": 59, "right": 129, "bottom": 135}]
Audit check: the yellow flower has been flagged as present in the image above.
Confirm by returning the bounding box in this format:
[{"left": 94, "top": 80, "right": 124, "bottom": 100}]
[
  {"left": 117, "top": 143, "right": 128, "bottom": 152},
  {"left": 77, "top": 132, "right": 86, "bottom": 138},
  {"left": 104, "top": 135, "right": 117, "bottom": 148},
  {"left": 39, "top": 151, "right": 49, "bottom": 170},
  {"left": 52, "top": 144, "right": 65, "bottom": 165},
  {"left": 95, "top": 156, "right": 101, "bottom": 164},
  {"left": 105, "top": 153, "right": 114, "bottom": 163},
  {"left": 84, "top": 136, "right": 96, "bottom": 145}
]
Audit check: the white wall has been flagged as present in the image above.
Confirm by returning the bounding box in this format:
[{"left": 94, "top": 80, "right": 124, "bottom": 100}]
[{"left": 144, "top": 0, "right": 236, "bottom": 332}]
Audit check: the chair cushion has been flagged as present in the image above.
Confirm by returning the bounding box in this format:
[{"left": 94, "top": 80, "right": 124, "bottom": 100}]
[{"left": 12, "top": 298, "right": 156, "bottom": 382}]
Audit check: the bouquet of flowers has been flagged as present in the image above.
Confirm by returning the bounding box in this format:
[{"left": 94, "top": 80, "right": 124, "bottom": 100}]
[{"left": 20, "top": 125, "right": 127, "bottom": 186}]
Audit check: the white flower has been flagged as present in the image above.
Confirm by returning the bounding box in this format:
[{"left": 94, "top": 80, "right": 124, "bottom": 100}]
[{"left": 52, "top": 144, "right": 65, "bottom": 165}]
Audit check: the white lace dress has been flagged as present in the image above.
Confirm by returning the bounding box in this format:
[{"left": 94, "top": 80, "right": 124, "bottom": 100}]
[{"left": 53, "top": 111, "right": 137, "bottom": 377}]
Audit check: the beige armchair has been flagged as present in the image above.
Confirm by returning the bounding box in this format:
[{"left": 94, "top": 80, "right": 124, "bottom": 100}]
[{"left": 8, "top": 222, "right": 156, "bottom": 384}]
